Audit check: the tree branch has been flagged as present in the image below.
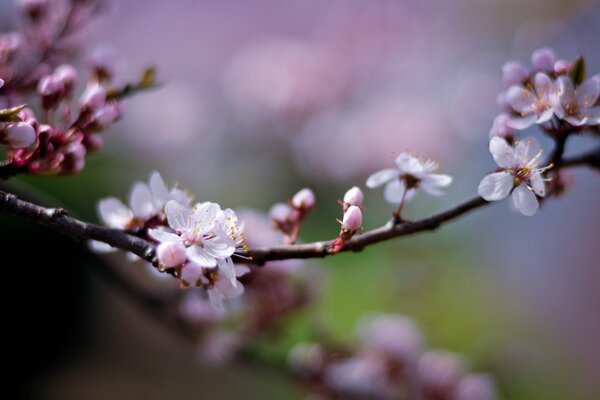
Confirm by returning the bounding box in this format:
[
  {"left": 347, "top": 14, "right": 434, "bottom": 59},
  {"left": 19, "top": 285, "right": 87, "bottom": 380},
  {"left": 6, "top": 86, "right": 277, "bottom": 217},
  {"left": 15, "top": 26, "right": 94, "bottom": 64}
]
[{"left": 0, "top": 148, "right": 598, "bottom": 267}]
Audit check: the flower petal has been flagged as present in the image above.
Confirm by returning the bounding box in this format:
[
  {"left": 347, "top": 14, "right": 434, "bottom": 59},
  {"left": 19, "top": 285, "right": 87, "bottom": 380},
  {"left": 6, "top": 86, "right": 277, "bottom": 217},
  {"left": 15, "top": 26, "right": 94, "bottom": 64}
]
[
  {"left": 366, "top": 169, "right": 399, "bottom": 188},
  {"left": 505, "top": 85, "right": 535, "bottom": 114},
  {"left": 129, "top": 182, "right": 157, "bottom": 220},
  {"left": 383, "top": 179, "right": 406, "bottom": 204},
  {"left": 533, "top": 72, "right": 553, "bottom": 101},
  {"left": 394, "top": 153, "right": 423, "bottom": 175},
  {"left": 478, "top": 172, "right": 513, "bottom": 201},
  {"left": 165, "top": 200, "right": 191, "bottom": 230},
  {"left": 529, "top": 172, "right": 546, "bottom": 197},
  {"left": 514, "top": 136, "right": 542, "bottom": 165},
  {"left": 508, "top": 115, "right": 537, "bottom": 130},
  {"left": 97, "top": 197, "right": 133, "bottom": 229},
  {"left": 149, "top": 171, "right": 171, "bottom": 206},
  {"left": 512, "top": 184, "right": 539, "bottom": 216},
  {"left": 187, "top": 245, "right": 217, "bottom": 268},
  {"left": 180, "top": 262, "right": 204, "bottom": 285},
  {"left": 489, "top": 136, "right": 515, "bottom": 168},
  {"left": 575, "top": 78, "right": 600, "bottom": 109},
  {"left": 148, "top": 228, "right": 183, "bottom": 243}
]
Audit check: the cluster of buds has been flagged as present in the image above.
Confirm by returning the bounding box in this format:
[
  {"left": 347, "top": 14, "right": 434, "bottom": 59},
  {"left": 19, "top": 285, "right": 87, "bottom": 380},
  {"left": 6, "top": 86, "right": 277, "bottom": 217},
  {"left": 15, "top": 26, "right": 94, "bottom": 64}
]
[
  {"left": 288, "top": 313, "right": 497, "bottom": 400},
  {"left": 330, "top": 186, "right": 364, "bottom": 253},
  {"left": 493, "top": 47, "right": 600, "bottom": 141},
  {"left": 269, "top": 187, "right": 316, "bottom": 244},
  {"left": 94, "top": 171, "right": 249, "bottom": 311}
]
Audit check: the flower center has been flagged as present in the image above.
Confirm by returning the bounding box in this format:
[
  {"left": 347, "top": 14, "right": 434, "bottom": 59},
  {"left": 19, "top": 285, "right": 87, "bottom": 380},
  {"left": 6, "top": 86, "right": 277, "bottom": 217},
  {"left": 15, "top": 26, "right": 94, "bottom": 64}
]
[{"left": 402, "top": 174, "right": 421, "bottom": 189}]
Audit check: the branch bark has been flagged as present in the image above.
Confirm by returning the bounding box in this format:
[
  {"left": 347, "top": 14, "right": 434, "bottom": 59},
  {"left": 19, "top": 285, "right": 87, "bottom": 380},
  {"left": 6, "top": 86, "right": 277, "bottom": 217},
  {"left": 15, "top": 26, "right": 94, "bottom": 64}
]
[{"left": 0, "top": 148, "right": 598, "bottom": 266}]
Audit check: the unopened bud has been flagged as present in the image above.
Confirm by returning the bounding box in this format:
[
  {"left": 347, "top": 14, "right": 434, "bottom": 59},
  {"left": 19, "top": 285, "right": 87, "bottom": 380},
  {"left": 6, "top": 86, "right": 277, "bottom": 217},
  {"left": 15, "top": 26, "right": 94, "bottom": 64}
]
[
  {"left": 38, "top": 74, "right": 64, "bottom": 109},
  {"left": 502, "top": 61, "right": 528, "bottom": 87},
  {"left": 157, "top": 241, "right": 187, "bottom": 267},
  {"left": 62, "top": 142, "right": 86, "bottom": 174},
  {"left": 0, "top": 78, "right": 4, "bottom": 89},
  {"left": 53, "top": 64, "right": 77, "bottom": 96},
  {"left": 554, "top": 59, "right": 571, "bottom": 75},
  {"left": 92, "top": 101, "right": 120, "bottom": 128},
  {"left": 489, "top": 113, "right": 515, "bottom": 140},
  {"left": 80, "top": 83, "right": 106, "bottom": 110},
  {"left": 455, "top": 374, "right": 497, "bottom": 400},
  {"left": 291, "top": 188, "right": 315, "bottom": 211},
  {"left": 270, "top": 202, "right": 294, "bottom": 223},
  {"left": 343, "top": 186, "right": 363, "bottom": 212},
  {"left": 2, "top": 122, "right": 36, "bottom": 148},
  {"left": 341, "top": 205, "right": 362, "bottom": 233},
  {"left": 531, "top": 47, "right": 556, "bottom": 72}
]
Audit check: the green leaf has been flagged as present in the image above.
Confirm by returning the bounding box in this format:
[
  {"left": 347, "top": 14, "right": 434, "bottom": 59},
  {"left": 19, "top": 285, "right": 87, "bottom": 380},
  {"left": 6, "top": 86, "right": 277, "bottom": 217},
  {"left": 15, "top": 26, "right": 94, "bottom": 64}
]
[
  {"left": 569, "top": 55, "right": 586, "bottom": 86},
  {"left": 0, "top": 104, "right": 27, "bottom": 122}
]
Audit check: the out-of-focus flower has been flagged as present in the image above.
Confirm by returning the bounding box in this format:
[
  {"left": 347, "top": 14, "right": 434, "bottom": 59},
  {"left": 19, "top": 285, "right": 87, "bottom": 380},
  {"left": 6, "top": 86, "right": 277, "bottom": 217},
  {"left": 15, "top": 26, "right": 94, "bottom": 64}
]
[
  {"left": 80, "top": 83, "right": 106, "bottom": 111},
  {"left": 505, "top": 72, "right": 554, "bottom": 129},
  {"left": 288, "top": 343, "right": 324, "bottom": 378},
  {"left": 324, "top": 353, "right": 387, "bottom": 396},
  {"left": 489, "top": 113, "right": 515, "bottom": 140},
  {"left": 358, "top": 313, "right": 423, "bottom": 364},
  {"left": 366, "top": 152, "right": 452, "bottom": 204},
  {"left": 417, "top": 350, "right": 467, "bottom": 395},
  {"left": 551, "top": 76, "right": 600, "bottom": 126},
  {"left": 292, "top": 188, "right": 316, "bottom": 211},
  {"left": 554, "top": 59, "right": 571, "bottom": 75},
  {"left": 478, "top": 136, "right": 550, "bottom": 216},
  {"left": 454, "top": 374, "right": 498, "bottom": 400},
  {"left": 502, "top": 61, "right": 528, "bottom": 87},
  {"left": 531, "top": 47, "right": 556, "bottom": 72},
  {"left": 156, "top": 241, "right": 187, "bottom": 267}
]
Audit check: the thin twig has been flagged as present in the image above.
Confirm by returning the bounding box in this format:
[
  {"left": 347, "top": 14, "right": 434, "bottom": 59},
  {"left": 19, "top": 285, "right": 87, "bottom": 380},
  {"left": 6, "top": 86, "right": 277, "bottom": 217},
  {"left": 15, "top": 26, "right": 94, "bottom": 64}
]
[{"left": 1, "top": 148, "right": 596, "bottom": 266}]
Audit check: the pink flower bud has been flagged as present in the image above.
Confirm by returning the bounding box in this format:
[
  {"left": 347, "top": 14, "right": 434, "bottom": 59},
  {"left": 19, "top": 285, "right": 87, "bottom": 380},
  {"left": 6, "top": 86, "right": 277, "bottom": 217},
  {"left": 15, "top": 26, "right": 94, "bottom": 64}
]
[
  {"left": 291, "top": 188, "right": 315, "bottom": 210},
  {"left": 553, "top": 59, "right": 571, "bottom": 75},
  {"left": 417, "top": 351, "right": 466, "bottom": 393},
  {"left": 92, "top": 102, "right": 120, "bottom": 128},
  {"left": 38, "top": 74, "right": 64, "bottom": 109},
  {"left": 157, "top": 241, "right": 187, "bottom": 267},
  {"left": 62, "top": 142, "right": 86, "bottom": 174},
  {"left": 489, "top": 113, "right": 514, "bottom": 140},
  {"left": 269, "top": 202, "right": 294, "bottom": 223},
  {"left": 531, "top": 47, "right": 556, "bottom": 72},
  {"left": 89, "top": 45, "right": 116, "bottom": 79},
  {"left": 342, "top": 205, "right": 362, "bottom": 232},
  {"left": 496, "top": 92, "right": 512, "bottom": 113},
  {"left": 80, "top": 83, "right": 106, "bottom": 110},
  {"left": 343, "top": 186, "right": 363, "bottom": 211},
  {"left": 0, "top": 78, "right": 4, "bottom": 89},
  {"left": 3, "top": 122, "right": 36, "bottom": 148},
  {"left": 502, "top": 61, "right": 528, "bottom": 87},
  {"left": 84, "top": 133, "right": 104, "bottom": 151}
]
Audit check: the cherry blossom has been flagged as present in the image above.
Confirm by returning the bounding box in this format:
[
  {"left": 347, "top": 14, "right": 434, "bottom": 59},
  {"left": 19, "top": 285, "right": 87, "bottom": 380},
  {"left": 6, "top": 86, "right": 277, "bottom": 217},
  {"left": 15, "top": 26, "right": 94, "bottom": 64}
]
[
  {"left": 478, "top": 137, "right": 551, "bottom": 216},
  {"left": 551, "top": 76, "right": 600, "bottom": 126},
  {"left": 505, "top": 72, "right": 555, "bottom": 129},
  {"left": 366, "top": 152, "right": 452, "bottom": 204}
]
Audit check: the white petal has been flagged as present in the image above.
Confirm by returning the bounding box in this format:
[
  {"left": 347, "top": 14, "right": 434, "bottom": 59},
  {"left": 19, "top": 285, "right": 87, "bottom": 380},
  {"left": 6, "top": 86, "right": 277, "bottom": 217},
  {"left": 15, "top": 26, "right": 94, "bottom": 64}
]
[
  {"left": 420, "top": 174, "right": 452, "bottom": 196},
  {"left": 165, "top": 200, "right": 191, "bottom": 230},
  {"left": 192, "top": 202, "right": 221, "bottom": 229},
  {"left": 149, "top": 171, "right": 171, "bottom": 206},
  {"left": 489, "top": 136, "right": 515, "bottom": 168},
  {"left": 204, "top": 239, "right": 235, "bottom": 259},
  {"left": 536, "top": 108, "right": 554, "bottom": 124},
  {"left": 512, "top": 184, "right": 539, "bottom": 216},
  {"left": 148, "top": 228, "right": 183, "bottom": 243},
  {"left": 505, "top": 85, "right": 535, "bottom": 114},
  {"left": 366, "top": 169, "right": 399, "bottom": 188},
  {"left": 508, "top": 115, "right": 537, "bottom": 130},
  {"left": 170, "top": 188, "right": 192, "bottom": 206},
  {"left": 187, "top": 245, "right": 217, "bottom": 268},
  {"left": 235, "top": 264, "right": 251, "bottom": 277},
  {"left": 129, "top": 182, "right": 157, "bottom": 220},
  {"left": 215, "top": 275, "right": 244, "bottom": 299},
  {"left": 529, "top": 173, "right": 546, "bottom": 197},
  {"left": 383, "top": 179, "right": 406, "bottom": 204},
  {"left": 97, "top": 197, "right": 133, "bottom": 229},
  {"left": 181, "top": 262, "right": 204, "bottom": 284},
  {"left": 533, "top": 72, "right": 553, "bottom": 101},
  {"left": 88, "top": 240, "right": 116, "bottom": 253},
  {"left": 394, "top": 153, "right": 423, "bottom": 175},
  {"left": 217, "top": 257, "right": 236, "bottom": 281},
  {"left": 575, "top": 78, "right": 600, "bottom": 109},
  {"left": 208, "top": 288, "right": 226, "bottom": 311},
  {"left": 478, "top": 172, "right": 513, "bottom": 201}
]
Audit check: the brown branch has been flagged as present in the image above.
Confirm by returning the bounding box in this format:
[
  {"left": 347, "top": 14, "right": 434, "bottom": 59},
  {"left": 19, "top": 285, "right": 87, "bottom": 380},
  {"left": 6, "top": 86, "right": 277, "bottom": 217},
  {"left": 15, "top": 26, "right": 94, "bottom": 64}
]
[{"left": 0, "top": 148, "right": 598, "bottom": 267}]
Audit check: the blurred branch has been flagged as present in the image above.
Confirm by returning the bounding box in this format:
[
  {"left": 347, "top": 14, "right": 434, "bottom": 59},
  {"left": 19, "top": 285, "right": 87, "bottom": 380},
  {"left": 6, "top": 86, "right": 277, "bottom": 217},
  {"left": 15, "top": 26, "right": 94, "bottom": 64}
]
[{"left": 0, "top": 147, "right": 598, "bottom": 267}]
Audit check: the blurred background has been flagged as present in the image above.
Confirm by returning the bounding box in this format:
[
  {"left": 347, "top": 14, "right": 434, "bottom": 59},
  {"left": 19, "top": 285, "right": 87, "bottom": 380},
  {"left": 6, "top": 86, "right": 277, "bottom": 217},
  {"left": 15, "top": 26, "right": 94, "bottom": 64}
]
[{"left": 2, "top": 0, "right": 600, "bottom": 398}]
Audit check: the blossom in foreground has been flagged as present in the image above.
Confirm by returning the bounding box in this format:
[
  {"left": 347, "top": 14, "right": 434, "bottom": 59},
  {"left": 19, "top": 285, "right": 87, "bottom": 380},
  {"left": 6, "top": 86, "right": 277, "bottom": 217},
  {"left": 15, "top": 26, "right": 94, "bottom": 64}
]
[
  {"left": 1, "top": 122, "right": 36, "bottom": 148},
  {"left": 478, "top": 137, "right": 551, "bottom": 216},
  {"left": 97, "top": 171, "right": 191, "bottom": 230},
  {"left": 505, "top": 72, "right": 554, "bottom": 129},
  {"left": 366, "top": 152, "right": 452, "bottom": 204},
  {"left": 551, "top": 76, "right": 600, "bottom": 126}
]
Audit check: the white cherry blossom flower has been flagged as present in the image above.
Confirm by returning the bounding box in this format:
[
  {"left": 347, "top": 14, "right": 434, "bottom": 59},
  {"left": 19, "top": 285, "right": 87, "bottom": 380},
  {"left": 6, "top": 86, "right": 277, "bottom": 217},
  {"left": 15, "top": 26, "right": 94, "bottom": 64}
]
[
  {"left": 97, "top": 171, "right": 191, "bottom": 230},
  {"left": 149, "top": 200, "right": 236, "bottom": 268},
  {"left": 505, "top": 72, "right": 555, "bottom": 129},
  {"left": 366, "top": 152, "right": 452, "bottom": 204},
  {"left": 478, "top": 137, "right": 551, "bottom": 216},
  {"left": 551, "top": 76, "right": 600, "bottom": 126}
]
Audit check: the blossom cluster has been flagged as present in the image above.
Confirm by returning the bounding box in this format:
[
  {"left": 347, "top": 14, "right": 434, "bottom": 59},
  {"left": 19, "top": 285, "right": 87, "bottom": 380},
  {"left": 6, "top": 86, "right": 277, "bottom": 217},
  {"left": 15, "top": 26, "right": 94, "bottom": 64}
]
[
  {"left": 0, "top": 0, "right": 153, "bottom": 177},
  {"left": 95, "top": 171, "right": 249, "bottom": 310},
  {"left": 495, "top": 47, "right": 600, "bottom": 137},
  {"left": 288, "top": 313, "right": 497, "bottom": 400}
]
